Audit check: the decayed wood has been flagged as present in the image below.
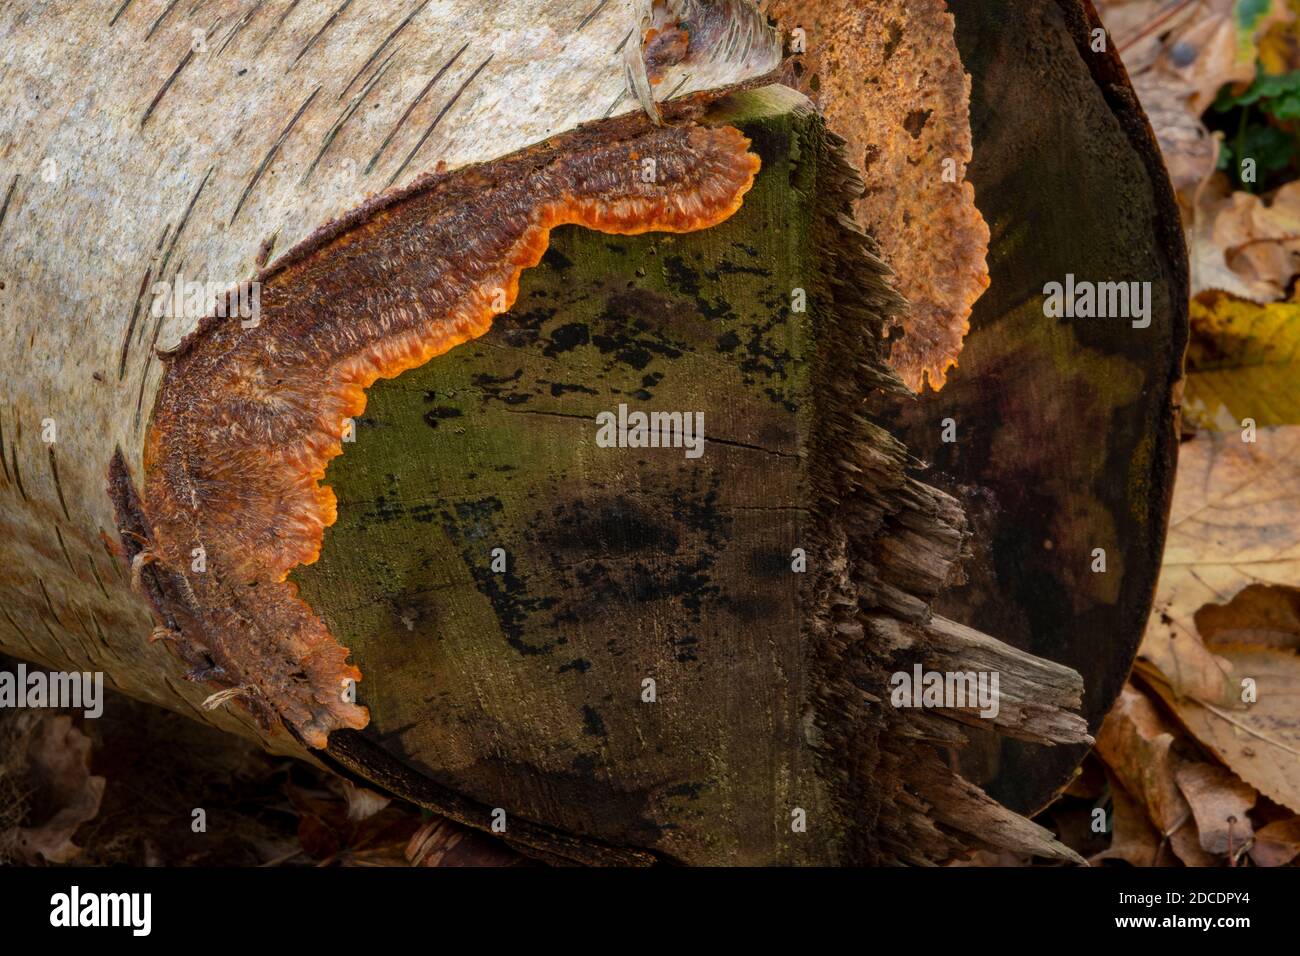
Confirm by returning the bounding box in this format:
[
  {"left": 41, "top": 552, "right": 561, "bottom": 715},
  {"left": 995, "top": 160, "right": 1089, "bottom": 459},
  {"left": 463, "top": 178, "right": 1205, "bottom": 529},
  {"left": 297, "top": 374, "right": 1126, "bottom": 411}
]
[
  {"left": 868, "top": 0, "right": 1187, "bottom": 815},
  {"left": 297, "top": 87, "right": 1090, "bottom": 865},
  {"left": 869, "top": 614, "right": 1092, "bottom": 747},
  {"left": 763, "top": 0, "right": 1184, "bottom": 818},
  {"left": 0, "top": 0, "right": 779, "bottom": 755},
  {"left": 0, "top": 1, "right": 1141, "bottom": 866}
]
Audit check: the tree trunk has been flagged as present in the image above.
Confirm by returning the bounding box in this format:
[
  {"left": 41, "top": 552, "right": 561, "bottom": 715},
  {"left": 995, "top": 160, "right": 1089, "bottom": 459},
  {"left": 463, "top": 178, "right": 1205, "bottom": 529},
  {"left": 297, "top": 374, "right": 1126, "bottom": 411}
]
[
  {"left": 0, "top": 0, "right": 780, "bottom": 759},
  {"left": 0, "top": 0, "right": 1183, "bottom": 865}
]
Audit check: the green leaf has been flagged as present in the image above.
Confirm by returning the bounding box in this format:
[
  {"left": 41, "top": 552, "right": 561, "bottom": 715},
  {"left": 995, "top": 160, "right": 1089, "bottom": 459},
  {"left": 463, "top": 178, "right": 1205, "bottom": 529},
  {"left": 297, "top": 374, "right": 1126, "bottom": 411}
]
[
  {"left": 1214, "top": 69, "right": 1300, "bottom": 112},
  {"left": 1239, "top": 123, "right": 1294, "bottom": 172},
  {"left": 1237, "top": 0, "right": 1275, "bottom": 31}
]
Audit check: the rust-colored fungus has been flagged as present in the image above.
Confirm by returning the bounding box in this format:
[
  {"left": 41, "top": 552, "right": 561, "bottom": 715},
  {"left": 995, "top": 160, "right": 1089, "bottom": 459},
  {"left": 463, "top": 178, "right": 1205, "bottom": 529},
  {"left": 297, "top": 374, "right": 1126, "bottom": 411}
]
[
  {"left": 768, "top": 0, "right": 991, "bottom": 393},
  {"left": 117, "top": 121, "right": 759, "bottom": 748}
]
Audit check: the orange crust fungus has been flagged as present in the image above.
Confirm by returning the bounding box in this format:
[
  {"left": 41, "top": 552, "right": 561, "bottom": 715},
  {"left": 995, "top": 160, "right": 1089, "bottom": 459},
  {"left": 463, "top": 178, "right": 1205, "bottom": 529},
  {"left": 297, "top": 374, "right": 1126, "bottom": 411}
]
[
  {"left": 768, "top": 0, "right": 991, "bottom": 393},
  {"left": 110, "top": 119, "right": 759, "bottom": 748}
]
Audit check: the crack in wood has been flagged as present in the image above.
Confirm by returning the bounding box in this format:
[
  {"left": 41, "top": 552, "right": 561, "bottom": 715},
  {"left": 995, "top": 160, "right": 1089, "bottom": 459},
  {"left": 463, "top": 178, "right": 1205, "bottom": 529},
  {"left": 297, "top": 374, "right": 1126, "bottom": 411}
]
[
  {"left": 229, "top": 86, "right": 320, "bottom": 225},
  {"left": 336, "top": 0, "right": 431, "bottom": 104}
]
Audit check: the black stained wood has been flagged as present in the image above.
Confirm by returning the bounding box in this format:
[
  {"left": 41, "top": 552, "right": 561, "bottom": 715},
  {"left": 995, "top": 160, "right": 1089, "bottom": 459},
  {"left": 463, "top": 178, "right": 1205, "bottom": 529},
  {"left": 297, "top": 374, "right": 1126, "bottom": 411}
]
[
  {"left": 301, "top": 91, "right": 850, "bottom": 865},
  {"left": 881, "top": 0, "right": 1187, "bottom": 814}
]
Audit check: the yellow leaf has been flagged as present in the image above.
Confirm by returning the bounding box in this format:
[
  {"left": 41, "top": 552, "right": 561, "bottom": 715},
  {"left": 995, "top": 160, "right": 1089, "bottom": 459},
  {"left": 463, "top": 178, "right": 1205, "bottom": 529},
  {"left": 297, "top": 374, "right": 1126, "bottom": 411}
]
[
  {"left": 1184, "top": 294, "right": 1300, "bottom": 428},
  {"left": 1257, "top": 0, "right": 1300, "bottom": 72}
]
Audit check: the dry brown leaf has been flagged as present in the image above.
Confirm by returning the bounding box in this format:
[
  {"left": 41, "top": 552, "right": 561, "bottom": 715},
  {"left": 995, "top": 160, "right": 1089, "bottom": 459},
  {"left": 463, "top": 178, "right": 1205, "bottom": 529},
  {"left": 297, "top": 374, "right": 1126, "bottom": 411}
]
[
  {"left": 1188, "top": 179, "right": 1278, "bottom": 299},
  {"left": 1097, "top": 0, "right": 1191, "bottom": 76},
  {"left": 1140, "top": 425, "right": 1300, "bottom": 705},
  {"left": 1105, "top": 0, "right": 1293, "bottom": 110},
  {"left": 1132, "top": 72, "right": 1221, "bottom": 202},
  {"left": 1095, "top": 684, "right": 1219, "bottom": 865},
  {"left": 1159, "top": 5, "right": 1247, "bottom": 114},
  {"left": 1195, "top": 582, "right": 1300, "bottom": 649},
  {"left": 2, "top": 714, "right": 105, "bottom": 864},
  {"left": 1092, "top": 773, "right": 1164, "bottom": 866},
  {"left": 287, "top": 782, "right": 420, "bottom": 866},
  {"left": 1144, "top": 645, "right": 1300, "bottom": 813},
  {"left": 340, "top": 779, "right": 390, "bottom": 822},
  {"left": 1193, "top": 181, "right": 1300, "bottom": 300},
  {"left": 1136, "top": 423, "right": 1300, "bottom": 818},
  {"left": 1142, "top": 622, "right": 1241, "bottom": 710},
  {"left": 1174, "top": 761, "right": 1257, "bottom": 855},
  {"left": 946, "top": 849, "right": 1032, "bottom": 867},
  {"left": 1250, "top": 814, "right": 1300, "bottom": 864},
  {"left": 766, "top": 0, "right": 989, "bottom": 392},
  {"left": 406, "top": 817, "right": 530, "bottom": 867}
]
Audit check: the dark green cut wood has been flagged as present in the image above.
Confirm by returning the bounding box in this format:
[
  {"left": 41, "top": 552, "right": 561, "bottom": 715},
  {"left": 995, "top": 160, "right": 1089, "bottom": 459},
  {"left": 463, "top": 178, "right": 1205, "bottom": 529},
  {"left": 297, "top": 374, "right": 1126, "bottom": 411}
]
[
  {"left": 295, "top": 88, "right": 843, "bottom": 865},
  {"left": 878, "top": 0, "right": 1187, "bottom": 815}
]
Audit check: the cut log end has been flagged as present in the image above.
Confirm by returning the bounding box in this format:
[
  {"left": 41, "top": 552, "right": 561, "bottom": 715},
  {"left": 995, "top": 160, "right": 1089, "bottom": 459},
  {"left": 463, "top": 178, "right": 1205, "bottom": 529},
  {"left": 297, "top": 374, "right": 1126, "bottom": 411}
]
[
  {"left": 113, "top": 116, "right": 762, "bottom": 749},
  {"left": 0, "top": 0, "right": 1169, "bottom": 869},
  {"left": 282, "top": 86, "right": 1093, "bottom": 865}
]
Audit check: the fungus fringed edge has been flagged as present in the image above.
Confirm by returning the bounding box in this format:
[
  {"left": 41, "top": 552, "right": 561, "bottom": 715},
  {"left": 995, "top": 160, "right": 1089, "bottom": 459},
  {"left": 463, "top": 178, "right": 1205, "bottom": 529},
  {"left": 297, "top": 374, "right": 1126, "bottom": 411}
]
[{"left": 112, "top": 121, "right": 760, "bottom": 749}]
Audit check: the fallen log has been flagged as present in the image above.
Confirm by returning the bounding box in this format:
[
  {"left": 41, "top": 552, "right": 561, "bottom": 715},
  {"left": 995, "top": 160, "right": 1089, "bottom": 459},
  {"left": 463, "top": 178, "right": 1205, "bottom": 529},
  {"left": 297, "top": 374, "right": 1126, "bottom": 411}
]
[{"left": 0, "top": 0, "right": 1183, "bottom": 864}]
